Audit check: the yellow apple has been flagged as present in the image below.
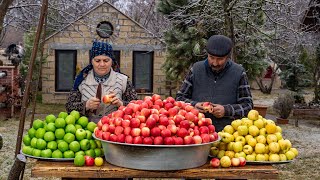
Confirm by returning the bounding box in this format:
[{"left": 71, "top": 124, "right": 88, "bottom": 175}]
[
  {"left": 256, "top": 154, "right": 266, "bottom": 161},
  {"left": 248, "top": 125, "right": 260, "bottom": 137},
  {"left": 223, "top": 125, "right": 234, "bottom": 134},
  {"left": 245, "top": 135, "right": 253, "bottom": 143},
  {"left": 225, "top": 151, "right": 235, "bottom": 159},
  {"left": 233, "top": 141, "right": 243, "bottom": 153},
  {"left": 274, "top": 132, "right": 283, "bottom": 141},
  {"left": 256, "top": 135, "right": 267, "bottom": 144},
  {"left": 243, "top": 145, "right": 253, "bottom": 155},
  {"left": 269, "top": 154, "right": 280, "bottom": 162},
  {"left": 255, "top": 143, "right": 266, "bottom": 154},
  {"left": 269, "top": 142, "right": 280, "bottom": 153},
  {"left": 218, "top": 142, "right": 228, "bottom": 151},
  {"left": 233, "top": 131, "right": 240, "bottom": 139},
  {"left": 235, "top": 152, "right": 246, "bottom": 158},
  {"left": 212, "top": 141, "right": 220, "bottom": 147},
  {"left": 290, "top": 148, "right": 299, "bottom": 157},
  {"left": 210, "top": 147, "right": 220, "bottom": 157},
  {"left": 266, "top": 123, "right": 277, "bottom": 134},
  {"left": 264, "top": 154, "right": 269, "bottom": 161},
  {"left": 227, "top": 142, "right": 234, "bottom": 151},
  {"left": 278, "top": 139, "right": 292, "bottom": 152},
  {"left": 266, "top": 134, "right": 278, "bottom": 144},
  {"left": 279, "top": 154, "right": 287, "bottom": 161},
  {"left": 242, "top": 118, "right": 253, "bottom": 127},
  {"left": 247, "top": 109, "right": 259, "bottom": 121},
  {"left": 259, "top": 128, "right": 267, "bottom": 136},
  {"left": 265, "top": 119, "right": 275, "bottom": 125},
  {"left": 254, "top": 119, "right": 265, "bottom": 129},
  {"left": 237, "top": 125, "right": 248, "bottom": 136},
  {"left": 220, "top": 156, "right": 232, "bottom": 168},
  {"left": 235, "top": 136, "right": 246, "bottom": 146},
  {"left": 276, "top": 126, "right": 282, "bottom": 133},
  {"left": 231, "top": 119, "right": 242, "bottom": 130},
  {"left": 221, "top": 133, "right": 234, "bottom": 143},
  {"left": 247, "top": 137, "right": 257, "bottom": 147},
  {"left": 246, "top": 154, "right": 256, "bottom": 161},
  {"left": 264, "top": 145, "right": 269, "bottom": 154},
  {"left": 285, "top": 150, "right": 295, "bottom": 160},
  {"left": 217, "top": 150, "right": 225, "bottom": 159}
]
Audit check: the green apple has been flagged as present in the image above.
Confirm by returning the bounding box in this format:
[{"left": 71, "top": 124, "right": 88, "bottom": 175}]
[
  {"left": 237, "top": 125, "right": 248, "bottom": 136},
  {"left": 45, "top": 123, "right": 56, "bottom": 132},
  {"left": 89, "top": 140, "right": 97, "bottom": 149},
  {"left": 74, "top": 154, "right": 85, "bottom": 166},
  {"left": 69, "top": 141, "right": 80, "bottom": 152},
  {"left": 36, "top": 138, "right": 47, "bottom": 150},
  {"left": 58, "top": 141, "right": 69, "bottom": 152},
  {"left": 266, "top": 134, "right": 278, "bottom": 144},
  {"left": 269, "top": 154, "right": 280, "bottom": 162},
  {"left": 63, "top": 133, "right": 75, "bottom": 144},
  {"left": 41, "top": 149, "right": 52, "bottom": 158},
  {"left": 255, "top": 143, "right": 265, "bottom": 154},
  {"left": 58, "top": 112, "right": 68, "bottom": 119},
  {"left": 32, "top": 149, "right": 42, "bottom": 157},
  {"left": 233, "top": 141, "right": 243, "bottom": 153},
  {"left": 65, "top": 115, "right": 76, "bottom": 125},
  {"left": 87, "top": 122, "right": 97, "bottom": 133},
  {"left": 94, "top": 148, "right": 102, "bottom": 157},
  {"left": 86, "top": 130, "right": 92, "bottom": 140},
  {"left": 44, "top": 131, "right": 55, "bottom": 142},
  {"left": 52, "top": 149, "right": 63, "bottom": 158},
  {"left": 77, "top": 116, "right": 89, "bottom": 128},
  {"left": 80, "top": 139, "right": 90, "bottom": 151},
  {"left": 70, "top": 110, "right": 80, "bottom": 120},
  {"left": 248, "top": 125, "right": 259, "bottom": 137},
  {"left": 45, "top": 114, "right": 56, "bottom": 124},
  {"left": 268, "top": 142, "right": 280, "bottom": 154},
  {"left": 65, "top": 124, "right": 76, "bottom": 134},
  {"left": 75, "top": 124, "right": 82, "bottom": 130},
  {"left": 231, "top": 119, "right": 242, "bottom": 131},
  {"left": 243, "top": 145, "right": 253, "bottom": 155},
  {"left": 256, "top": 135, "right": 266, "bottom": 144},
  {"left": 210, "top": 147, "right": 219, "bottom": 157},
  {"left": 55, "top": 118, "right": 66, "bottom": 129},
  {"left": 28, "top": 128, "right": 36, "bottom": 138},
  {"left": 85, "top": 149, "right": 96, "bottom": 158},
  {"left": 47, "top": 141, "right": 58, "bottom": 151},
  {"left": 22, "top": 146, "right": 33, "bottom": 155},
  {"left": 75, "top": 129, "right": 87, "bottom": 141},
  {"left": 35, "top": 128, "right": 46, "bottom": 139},
  {"left": 223, "top": 125, "right": 234, "bottom": 134},
  {"left": 55, "top": 128, "right": 65, "bottom": 140},
  {"left": 75, "top": 150, "right": 85, "bottom": 157},
  {"left": 23, "top": 134, "right": 31, "bottom": 146},
  {"left": 30, "top": 137, "right": 38, "bottom": 148},
  {"left": 63, "top": 150, "right": 75, "bottom": 158},
  {"left": 32, "top": 119, "right": 44, "bottom": 130}
]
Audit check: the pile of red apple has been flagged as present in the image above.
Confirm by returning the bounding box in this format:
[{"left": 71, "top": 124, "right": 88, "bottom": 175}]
[{"left": 94, "top": 94, "right": 219, "bottom": 145}]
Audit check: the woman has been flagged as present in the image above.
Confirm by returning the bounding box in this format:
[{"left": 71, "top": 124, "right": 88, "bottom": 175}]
[{"left": 66, "top": 41, "right": 138, "bottom": 123}]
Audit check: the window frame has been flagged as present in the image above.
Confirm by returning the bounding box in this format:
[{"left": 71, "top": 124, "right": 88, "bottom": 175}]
[
  {"left": 132, "top": 51, "right": 154, "bottom": 93},
  {"left": 55, "top": 50, "right": 77, "bottom": 92}
]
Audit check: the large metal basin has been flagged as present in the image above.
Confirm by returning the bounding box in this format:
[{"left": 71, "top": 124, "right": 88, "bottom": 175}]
[{"left": 94, "top": 135, "right": 220, "bottom": 171}]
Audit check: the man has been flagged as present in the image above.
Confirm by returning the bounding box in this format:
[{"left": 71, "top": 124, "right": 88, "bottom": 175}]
[{"left": 176, "top": 35, "right": 253, "bottom": 131}]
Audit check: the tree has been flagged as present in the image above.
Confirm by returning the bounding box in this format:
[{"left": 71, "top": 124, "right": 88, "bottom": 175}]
[{"left": 0, "top": 0, "right": 14, "bottom": 39}]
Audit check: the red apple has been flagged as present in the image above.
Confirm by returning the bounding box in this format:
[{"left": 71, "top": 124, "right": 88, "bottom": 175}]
[
  {"left": 239, "top": 157, "right": 246, "bottom": 166},
  {"left": 108, "top": 124, "right": 115, "bottom": 134},
  {"left": 158, "top": 125, "right": 166, "bottom": 130},
  {"left": 167, "top": 124, "right": 177, "bottom": 134},
  {"left": 168, "top": 108, "right": 179, "bottom": 117},
  {"left": 159, "top": 116, "right": 169, "bottom": 126},
  {"left": 177, "top": 128, "right": 189, "bottom": 138},
  {"left": 140, "top": 102, "right": 149, "bottom": 109},
  {"left": 200, "top": 134, "right": 210, "bottom": 143},
  {"left": 161, "top": 129, "right": 172, "bottom": 137},
  {"left": 141, "top": 108, "right": 151, "bottom": 117},
  {"left": 135, "top": 100, "right": 143, "bottom": 104},
  {"left": 184, "top": 136, "right": 195, "bottom": 144},
  {"left": 102, "top": 124, "right": 109, "bottom": 132},
  {"left": 152, "top": 94, "right": 161, "bottom": 102},
  {"left": 114, "top": 126, "right": 124, "bottom": 135},
  {"left": 164, "top": 102, "right": 174, "bottom": 111},
  {"left": 84, "top": 156, "right": 95, "bottom": 166},
  {"left": 231, "top": 158, "right": 240, "bottom": 167},
  {"left": 208, "top": 125, "right": 215, "bottom": 133},
  {"left": 152, "top": 105, "right": 160, "bottom": 110},
  {"left": 210, "top": 158, "right": 220, "bottom": 168},
  {"left": 199, "top": 126, "right": 209, "bottom": 134},
  {"left": 118, "top": 105, "right": 126, "bottom": 111},
  {"left": 124, "top": 107, "right": 133, "bottom": 115},
  {"left": 146, "top": 117, "right": 157, "bottom": 129},
  {"left": 121, "top": 120, "right": 131, "bottom": 127},
  {"left": 130, "top": 118, "right": 140, "bottom": 128},
  {"left": 143, "top": 137, "right": 153, "bottom": 145},
  {"left": 178, "top": 109, "right": 187, "bottom": 116},
  {"left": 166, "top": 97, "right": 175, "bottom": 104},
  {"left": 193, "top": 135, "right": 203, "bottom": 144},
  {"left": 173, "top": 136, "right": 184, "bottom": 145},
  {"left": 184, "top": 105, "right": 194, "bottom": 112},
  {"left": 125, "top": 135, "right": 133, "bottom": 143},
  {"left": 95, "top": 129, "right": 103, "bottom": 139},
  {"left": 164, "top": 137, "right": 174, "bottom": 145},
  {"left": 185, "top": 112, "right": 196, "bottom": 122},
  {"left": 114, "top": 117, "right": 123, "bottom": 126},
  {"left": 154, "top": 99, "right": 164, "bottom": 107},
  {"left": 173, "top": 115, "right": 185, "bottom": 125},
  {"left": 123, "top": 127, "right": 131, "bottom": 136},
  {"left": 141, "top": 127, "right": 151, "bottom": 137},
  {"left": 153, "top": 136, "right": 163, "bottom": 145},
  {"left": 131, "top": 128, "right": 141, "bottom": 137},
  {"left": 97, "top": 120, "right": 103, "bottom": 130},
  {"left": 133, "top": 136, "right": 143, "bottom": 144},
  {"left": 101, "top": 116, "right": 109, "bottom": 124},
  {"left": 109, "top": 134, "right": 118, "bottom": 142},
  {"left": 117, "top": 134, "right": 125, "bottom": 143},
  {"left": 102, "top": 95, "right": 112, "bottom": 104},
  {"left": 190, "top": 109, "right": 199, "bottom": 116},
  {"left": 203, "top": 102, "right": 213, "bottom": 113},
  {"left": 159, "top": 108, "right": 169, "bottom": 116},
  {"left": 151, "top": 127, "right": 161, "bottom": 137},
  {"left": 180, "top": 120, "right": 190, "bottom": 129},
  {"left": 113, "top": 110, "right": 124, "bottom": 118}
]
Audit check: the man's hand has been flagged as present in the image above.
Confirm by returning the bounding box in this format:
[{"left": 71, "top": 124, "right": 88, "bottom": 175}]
[
  {"left": 108, "top": 91, "right": 123, "bottom": 107},
  {"left": 85, "top": 97, "right": 101, "bottom": 110},
  {"left": 212, "top": 104, "right": 225, "bottom": 118}
]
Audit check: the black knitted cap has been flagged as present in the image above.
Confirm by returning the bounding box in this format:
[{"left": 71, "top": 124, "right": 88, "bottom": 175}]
[{"left": 206, "top": 35, "right": 233, "bottom": 57}]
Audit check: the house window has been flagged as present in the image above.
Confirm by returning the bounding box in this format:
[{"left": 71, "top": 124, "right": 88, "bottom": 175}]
[
  {"left": 96, "top": 21, "right": 114, "bottom": 38},
  {"left": 55, "top": 50, "right": 77, "bottom": 92},
  {"left": 133, "top": 51, "right": 154, "bottom": 93}
]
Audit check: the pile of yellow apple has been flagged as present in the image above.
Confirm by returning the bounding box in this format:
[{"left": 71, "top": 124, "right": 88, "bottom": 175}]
[{"left": 210, "top": 110, "right": 299, "bottom": 162}]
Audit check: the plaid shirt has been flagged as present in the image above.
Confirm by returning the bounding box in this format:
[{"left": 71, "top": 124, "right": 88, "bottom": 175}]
[{"left": 176, "top": 61, "right": 253, "bottom": 119}]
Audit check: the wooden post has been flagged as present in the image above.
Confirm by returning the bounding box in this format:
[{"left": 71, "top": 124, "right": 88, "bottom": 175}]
[
  {"left": 14, "top": 0, "right": 48, "bottom": 156},
  {"left": 7, "top": 154, "right": 26, "bottom": 180},
  {"left": 30, "top": 15, "right": 47, "bottom": 127}
]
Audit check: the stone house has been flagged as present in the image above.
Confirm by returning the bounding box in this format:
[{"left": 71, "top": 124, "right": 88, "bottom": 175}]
[{"left": 42, "top": 2, "right": 168, "bottom": 104}]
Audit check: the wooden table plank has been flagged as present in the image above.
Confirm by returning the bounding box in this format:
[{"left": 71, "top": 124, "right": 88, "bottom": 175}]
[{"left": 32, "top": 160, "right": 278, "bottom": 179}]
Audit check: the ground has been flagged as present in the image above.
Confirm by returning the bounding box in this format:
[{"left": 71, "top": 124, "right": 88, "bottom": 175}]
[{"left": 0, "top": 89, "right": 320, "bottom": 179}]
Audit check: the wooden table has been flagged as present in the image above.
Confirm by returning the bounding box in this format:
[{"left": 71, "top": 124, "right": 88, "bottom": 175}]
[{"left": 32, "top": 160, "right": 279, "bottom": 179}]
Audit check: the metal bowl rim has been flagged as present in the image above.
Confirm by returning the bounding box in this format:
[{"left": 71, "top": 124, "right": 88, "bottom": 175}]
[{"left": 93, "top": 134, "right": 220, "bottom": 147}]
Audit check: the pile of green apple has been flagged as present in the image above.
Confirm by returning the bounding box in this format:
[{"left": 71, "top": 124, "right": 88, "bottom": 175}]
[
  {"left": 22, "top": 110, "right": 103, "bottom": 159},
  {"left": 210, "top": 109, "right": 299, "bottom": 162}
]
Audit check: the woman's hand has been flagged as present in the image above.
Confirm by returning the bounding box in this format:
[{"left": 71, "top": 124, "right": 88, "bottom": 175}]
[
  {"left": 85, "top": 97, "right": 101, "bottom": 110},
  {"left": 212, "top": 104, "right": 225, "bottom": 118},
  {"left": 108, "top": 91, "right": 123, "bottom": 107}
]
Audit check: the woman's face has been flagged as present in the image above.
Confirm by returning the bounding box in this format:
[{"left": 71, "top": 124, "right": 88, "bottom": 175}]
[{"left": 92, "top": 55, "right": 113, "bottom": 76}]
